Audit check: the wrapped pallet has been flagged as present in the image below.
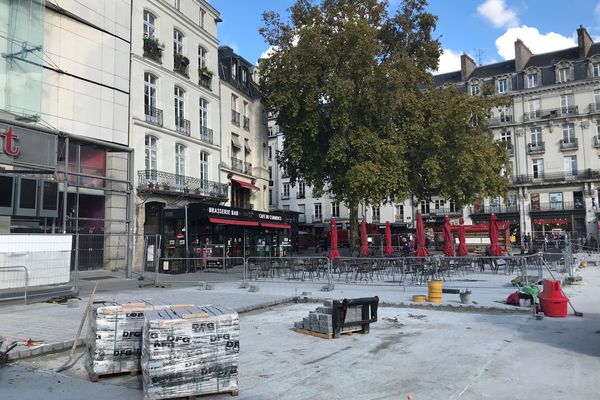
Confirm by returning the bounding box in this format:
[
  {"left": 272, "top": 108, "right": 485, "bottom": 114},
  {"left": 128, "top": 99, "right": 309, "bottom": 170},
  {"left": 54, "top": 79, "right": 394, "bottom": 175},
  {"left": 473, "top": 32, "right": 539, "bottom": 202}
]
[
  {"left": 86, "top": 302, "right": 168, "bottom": 380},
  {"left": 142, "top": 305, "right": 239, "bottom": 400}
]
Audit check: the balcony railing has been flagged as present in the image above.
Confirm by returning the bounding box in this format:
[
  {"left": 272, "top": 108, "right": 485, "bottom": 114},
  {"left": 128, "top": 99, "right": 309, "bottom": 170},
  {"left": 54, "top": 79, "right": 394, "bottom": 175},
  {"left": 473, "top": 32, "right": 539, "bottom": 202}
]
[
  {"left": 243, "top": 116, "right": 250, "bottom": 131},
  {"left": 143, "top": 36, "right": 163, "bottom": 63},
  {"left": 422, "top": 207, "right": 461, "bottom": 216},
  {"left": 395, "top": 214, "right": 404, "bottom": 222},
  {"left": 144, "top": 105, "right": 163, "bottom": 127},
  {"left": 594, "top": 136, "right": 600, "bottom": 148},
  {"left": 173, "top": 53, "right": 189, "bottom": 77},
  {"left": 510, "top": 169, "right": 600, "bottom": 185},
  {"left": 230, "top": 157, "right": 252, "bottom": 175},
  {"left": 530, "top": 202, "right": 584, "bottom": 212},
  {"left": 281, "top": 194, "right": 290, "bottom": 200},
  {"left": 528, "top": 142, "right": 545, "bottom": 154},
  {"left": 313, "top": 215, "right": 323, "bottom": 222},
  {"left": 137, "top": 169, "right": 228, "bottom": 200},
  {"left": 231, "top": 110, "right": 240, "bottom": 126},
  {"left": 589, "top": 103, "right": 600, "bottom": 113},
  {"left": 523, "top": 106, "right": 578, "bottom": 122},
  {"left": 296, "top": 192, "right": 305, "bottom": 199},
  {"left": 471, "top": 204, "right": 518, "bottom": 214},
  {"left": 560, "top": 138, "right": 578, "bottom": 151},
  {"left": 489, "top": 115, "right": 514, "bottom": 126},
  {"left": 200, "top": 126, "right": 213, "bottom": 144},
  {"left": 175, "top": 116, "right": 190, "bottom": 136}
]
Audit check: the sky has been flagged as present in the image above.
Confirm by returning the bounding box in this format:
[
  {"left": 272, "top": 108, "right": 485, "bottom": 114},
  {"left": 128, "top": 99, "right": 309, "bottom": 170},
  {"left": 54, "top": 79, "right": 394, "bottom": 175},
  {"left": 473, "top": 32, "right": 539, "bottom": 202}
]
[{"left": 209, "top": 0, "right": 600, "bottom": 74}]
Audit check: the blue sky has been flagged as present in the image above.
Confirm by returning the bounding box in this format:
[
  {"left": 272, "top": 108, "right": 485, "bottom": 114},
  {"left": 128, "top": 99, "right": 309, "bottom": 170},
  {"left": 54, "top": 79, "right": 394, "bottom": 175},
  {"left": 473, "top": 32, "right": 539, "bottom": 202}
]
[{"left": 210, "top": 0, "right": 600, "bottom": 73}]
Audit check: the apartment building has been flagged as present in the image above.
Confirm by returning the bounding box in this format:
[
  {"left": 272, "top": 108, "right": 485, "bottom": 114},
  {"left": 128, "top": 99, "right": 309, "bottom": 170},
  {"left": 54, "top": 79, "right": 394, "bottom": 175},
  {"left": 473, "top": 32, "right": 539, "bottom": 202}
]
[
  {"left": 435, "top": 25, "right": 600, "bottom": 241},
  {"left": 0, "top": 0, "right": 132, "bottom": 269}
]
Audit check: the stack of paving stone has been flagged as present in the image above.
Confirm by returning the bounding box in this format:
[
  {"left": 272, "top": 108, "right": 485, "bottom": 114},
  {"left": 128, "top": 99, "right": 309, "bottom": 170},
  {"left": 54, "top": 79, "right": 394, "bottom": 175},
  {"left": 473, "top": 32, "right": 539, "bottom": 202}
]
[
  {"left": 294, "top": 300, "right": 363, "bottom": 335},
  {"left": 141, "top": 305, "right": 239, "bottom": 400},
  {"left": 86, "top": 302, "right": 161, "bottom": 378}
]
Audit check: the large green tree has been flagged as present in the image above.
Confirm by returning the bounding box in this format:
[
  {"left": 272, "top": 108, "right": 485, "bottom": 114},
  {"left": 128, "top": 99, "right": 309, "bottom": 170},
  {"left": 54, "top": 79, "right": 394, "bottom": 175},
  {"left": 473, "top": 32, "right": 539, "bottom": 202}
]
[{"left": 260, "top": 0, "right": 510, "bottom": 247}]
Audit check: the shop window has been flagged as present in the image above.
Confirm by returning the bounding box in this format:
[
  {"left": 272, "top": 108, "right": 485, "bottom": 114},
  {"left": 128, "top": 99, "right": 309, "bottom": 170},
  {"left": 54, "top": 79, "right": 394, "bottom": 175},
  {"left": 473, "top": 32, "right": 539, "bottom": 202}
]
[
  {"left": 0, "top": 175, "right": 14, "bottom": 215},
  {"left": 15, "top": 177, "right": 38, "bottom": 217},
  {"left": 39, "top": 180, "right": 59, "bottom": 218}
]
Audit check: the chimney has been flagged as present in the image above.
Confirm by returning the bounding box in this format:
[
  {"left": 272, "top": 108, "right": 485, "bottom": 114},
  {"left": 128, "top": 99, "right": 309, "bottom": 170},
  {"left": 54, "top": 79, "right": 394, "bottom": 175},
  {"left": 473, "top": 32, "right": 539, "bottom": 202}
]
[
  {"left": 460, "top": 54, "right": 476, "bottom": 81},
  {"left": 514, "top": 39, "right": 533, "bottom": 71},
  {"left": 577, "top": 25, "right": 593, "bottom": 58}
]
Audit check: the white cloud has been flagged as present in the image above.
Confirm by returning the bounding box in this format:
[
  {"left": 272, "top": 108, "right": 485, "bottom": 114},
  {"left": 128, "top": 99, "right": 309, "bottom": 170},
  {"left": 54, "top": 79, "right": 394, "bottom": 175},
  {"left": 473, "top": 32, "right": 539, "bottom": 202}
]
[
  {"left": 495, "top": 25, "right": 577, "bottom": 60},
  {"left": 259, "top": 45, "right": 277, "bottom": 60},
  {"left": 477, "top": 0, "right": 519, "bottom": 29},
  {"left": 595, "top": 1, "right": 600, "bottom": 18},
  {"left": 435, "top": 48, "right": 462, "bottom": 74}
]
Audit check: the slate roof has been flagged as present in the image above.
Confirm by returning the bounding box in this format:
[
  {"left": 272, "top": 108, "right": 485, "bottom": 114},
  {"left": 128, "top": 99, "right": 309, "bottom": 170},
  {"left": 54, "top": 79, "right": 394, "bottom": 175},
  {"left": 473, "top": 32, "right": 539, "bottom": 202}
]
[{"left": 218, "top": 46, "right": 262, "bottom": 100}]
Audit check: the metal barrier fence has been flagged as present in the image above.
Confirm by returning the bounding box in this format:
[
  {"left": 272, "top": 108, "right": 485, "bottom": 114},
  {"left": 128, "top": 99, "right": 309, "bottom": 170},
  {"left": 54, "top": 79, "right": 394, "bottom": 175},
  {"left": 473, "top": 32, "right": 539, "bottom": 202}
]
[
  {"left": 0, "top": 266, "right": 28, "bottom": 304},
  {"left": 245, "top": 256, "right": 332, "bottom": 284},
  {"left": 146, "top": 256, "right": 246, "bottom": 285}
]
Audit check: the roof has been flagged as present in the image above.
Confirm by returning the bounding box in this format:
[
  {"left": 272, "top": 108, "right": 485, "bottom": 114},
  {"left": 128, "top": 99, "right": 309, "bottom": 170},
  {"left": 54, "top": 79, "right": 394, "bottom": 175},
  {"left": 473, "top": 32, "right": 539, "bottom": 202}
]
[
  {"left": 525, "top": 46, "right": 580, "bottom": 68},
  {"left": 470, "top": 60, "right": 515, "bottom": 78},
  {"left": 218, "top": 46, "right": 263, "bottom": 100}
]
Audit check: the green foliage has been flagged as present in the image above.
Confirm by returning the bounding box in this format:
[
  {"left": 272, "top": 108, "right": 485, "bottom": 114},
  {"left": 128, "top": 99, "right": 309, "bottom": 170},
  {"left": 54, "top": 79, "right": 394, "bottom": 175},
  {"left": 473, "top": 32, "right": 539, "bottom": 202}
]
[{"left": 259, "top": 0, "right": 511, "bottom": 223}]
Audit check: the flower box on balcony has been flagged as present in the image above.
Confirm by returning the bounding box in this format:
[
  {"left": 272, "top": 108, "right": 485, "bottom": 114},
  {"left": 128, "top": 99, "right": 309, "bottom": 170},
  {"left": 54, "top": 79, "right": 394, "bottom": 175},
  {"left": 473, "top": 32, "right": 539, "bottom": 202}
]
[
  {"left": 147, "top": 182, "right": 159, "bottom": 190},
  {"left": 174, "top": 53, "right": 190, "bottom": 77},
  {"left": 162, "top": 184, "right": 171, "bottom": 191},
  {"left": 143, "top": 36, "right": 163, "bottom": 63},
  {"left": 199, "top": 66, "right": 213, "bottom": 79}
]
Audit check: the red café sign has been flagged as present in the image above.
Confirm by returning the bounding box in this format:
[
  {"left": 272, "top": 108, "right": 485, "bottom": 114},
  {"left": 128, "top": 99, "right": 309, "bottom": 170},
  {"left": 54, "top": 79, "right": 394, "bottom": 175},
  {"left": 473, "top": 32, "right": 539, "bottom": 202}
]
[{"left": 0, "top": 127, "right": 20, "bottom": 157}]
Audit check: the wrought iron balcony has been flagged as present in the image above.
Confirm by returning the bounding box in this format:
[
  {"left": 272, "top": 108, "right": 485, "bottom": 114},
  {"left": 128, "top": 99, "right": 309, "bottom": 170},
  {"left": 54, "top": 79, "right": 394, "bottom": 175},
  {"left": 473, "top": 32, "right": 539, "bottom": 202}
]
[
  {"left": 175, "top": 116, "right": 190, "bottom": 136},
  {"left": 231, "top": 110, "right": 241, "bottom": 126},
  {"left": 137, "top": 169, "right": 228, "bottom": 200},
  {"left": 471, "top": 204, "right": 518, "bottom": 214},
  {"left": 198, "top": 73, "right": 212, "bottom": 90},
  {"left": 422, "top": 207, "right": 462, "bottom": 216},
  {"left": 528, "top": 142, "right": 545, "bottom": 154},
  {"left": 589, "top": 103, "right": 600, "bottom": 113},
  {"left": 296, "top": 192, "right": 305, "bottom": 199},
  {"left": 530, "top": 202, "right": 584, "bottom": 212},
  {"left": 312, "top": 215, "right": 323, "bottom": 222},
  {"left": 281, "top": 194, "right": 290, "bottom": 200},
  {"left": 489, "top": 115, "right": 514, "bottom": 126},
  {"left": 173, "top": 53, "right": 189, "bottom": 77},
  {"left": 230, "top": 157, "right": 252, "bottom": 175},
  {"left": 560, "top": 138, "right": 578, "bottom": 151},
  {"left": 523, "top": 106, "right": 578, "bottom": 122},
  {"left": 144, "top": 105, "right": 163, "bottom": 127},
  {"left": 510, "top": 169, "right": 600, "bottom": 185},
  {"left": 143, "top": 36, "right": 163, "bottom": 63},
  {"left": 243, "top": 116, "right": 250, "bottom": 131},
  {"left": 594, "top": 136, "right": 600, "bottom": 148},
  {"left": 395, "top": 214, "right": 404, "bottom": 222},
  {"left": 200, "top": 126, "right": 213, "bottom": 144}
]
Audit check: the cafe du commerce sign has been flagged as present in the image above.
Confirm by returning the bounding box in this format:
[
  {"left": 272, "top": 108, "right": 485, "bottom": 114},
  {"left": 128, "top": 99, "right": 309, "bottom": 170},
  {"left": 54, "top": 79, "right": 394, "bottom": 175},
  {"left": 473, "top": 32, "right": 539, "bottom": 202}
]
[{"left": 0, "top": 123, "right": 58, "bottom": 170}]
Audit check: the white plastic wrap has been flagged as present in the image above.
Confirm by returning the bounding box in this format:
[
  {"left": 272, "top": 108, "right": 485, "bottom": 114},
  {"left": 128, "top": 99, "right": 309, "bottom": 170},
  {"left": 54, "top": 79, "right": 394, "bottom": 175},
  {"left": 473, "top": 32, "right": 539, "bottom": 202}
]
[{"left": 142, "top": 305, "right": 239, "bottom": 400}]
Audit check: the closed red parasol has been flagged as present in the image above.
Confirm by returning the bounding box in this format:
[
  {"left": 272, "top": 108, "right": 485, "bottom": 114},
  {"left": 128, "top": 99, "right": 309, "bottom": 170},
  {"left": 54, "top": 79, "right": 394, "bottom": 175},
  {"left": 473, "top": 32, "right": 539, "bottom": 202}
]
[
  {"left": 360, "top": 219, "right": 369, "bottom": 257},
  {"left": 415, "top": 212, "right": 429, "bottom": 257},
  {"left": 384, "top": 221, "right": 394, "bottom": 255},
  {"left": 443, "top": 215, "right": 454, "bottom": 257},
  {"left": 328, "top": 217, "right": 341, "bottom": 260},
  {"left": 457, "top": 217, "right": 469, "bottom": 256},
  {"left": 489, "top": 214, "right": 503, "bottom": 256}
]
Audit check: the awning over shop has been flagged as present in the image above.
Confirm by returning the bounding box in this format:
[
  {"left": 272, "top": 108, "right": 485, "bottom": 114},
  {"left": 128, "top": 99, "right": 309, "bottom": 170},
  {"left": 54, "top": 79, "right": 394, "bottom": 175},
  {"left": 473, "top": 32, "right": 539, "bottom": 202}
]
[
  {"left": 261, "top": 222, "right": 291, "bottom": 229},
  {"left": 231, "top": 135, "right": 241, "bottom": 149},
  {"left": 209, "top": 217, "right": 259, "bottom": 226},
  {"left": 533, "top": 218, "right": 569, "bottom": 225},
  {"left": 231, "top": 178, "right": 259, "bottom": 191}
]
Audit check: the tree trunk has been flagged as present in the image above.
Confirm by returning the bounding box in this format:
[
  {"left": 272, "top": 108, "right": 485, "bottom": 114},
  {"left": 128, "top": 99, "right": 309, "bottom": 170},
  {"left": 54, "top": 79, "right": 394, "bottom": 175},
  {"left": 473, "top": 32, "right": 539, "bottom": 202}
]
[{"left": 349, "top": 204, "right": 359, "bottom": 253}]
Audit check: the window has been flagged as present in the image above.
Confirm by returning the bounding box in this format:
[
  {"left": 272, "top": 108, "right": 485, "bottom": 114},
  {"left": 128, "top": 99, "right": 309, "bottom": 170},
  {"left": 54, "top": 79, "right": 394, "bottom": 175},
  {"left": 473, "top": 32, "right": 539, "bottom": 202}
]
[
  {"left": 528, "top": 99, "right": 540, "bottom": 119},
  {"left": 564, "top": 156, "right": 577, "bottom": 176},
  {"left": 198, "top": 46, "right": 207, "bottom": 69},
  {"left": 145, "top": 136, "right": 157, "bottom": 183},
  {"left": 243, "top": 102, "right": 248, "bottom": 117},
  {"left": 490, "top": 197, "right": 500, "bottom": 214},
  {"left": 596, "top": 120, "right": 600, "bottom": 139},
  {"left": 268, "top": 146, "right": 272, "bottom": 160},
  {"left": 231, "top": 94, "right": 238, "bottom": 111},
  {"left": 549, "top": 192, "right": 564, "bottom": 211},
  {"left": 530, "top": 127, "right": 542, "bottom": 146},
  {"left": 199, "top": 151, "right": 208, "bottom": 187},
  {"left": 560, "top": 94, "right": 574, "bottom": 114},
  {"left": 269, "top": 189, "right": 273, "bottom": 205},
  {"left": 595, "top": 89, "right": 600, "bottom": 107},
  {"left": 527, "top": 73, "right": 538, "bottom": 88},
  {"left": 144, "top": 72, "right": 157, "bottom": 116},
  {"left": 434, "top": 199, "right": 445, "bottom": 212},
  {"left": 298, "top": 181, "right": 305, "bottom": 197},
  {"left": 497, "top": 78, "right": 507, "bottom": 94},
  {"left": 175, "top": 144, "right": 186, "bottom": 188},
  {"left": 449, "top": 200, "right": 457, "bottom": 213},
  {"left": 372, "top": 206, "right": 380, "bottom": 221},
  {"left": 174, "top": 86, "right": 185, "bottom": 130},
  {"left": 199, "top": 9, "right": 205, "bottom": 28},
  {"left": 242, "top": 68, "right": 247, "bottom": 84},
  {"left": 420, "top": 200, "right": 430, "bottom": 214},
  {"left": 332, "top": 202, "right": 340, "bottom": 218},
  {"left": 500, "top": 129, "right": 512, "bottom": 143},
  {"left": 173, "top": 29, "right": 184, "bottom": 55},
  {"left": 470, "top": 83, "right": 480, "bottom": 96},
  {"left": 143, "top": 10, "right": 156, "bottom": 38},
  {"left": 562, "top": 123, "right": 575, "bottom": 144},
  {"left": 532, "top": 158, "right": 544, "bottom": 179},
  {"left": 199, "top": 98, "right": 208, "bottom": 138},
  {"left": 268, "top": 167, "right": 272, "bottom": 180},
  {"left": 499, "top": 106, "right": 512, "bottom": 123},
  {"left": 314, "top": 203, "right": 322, "bottom": 220},
  {"left": 282, "top": 183, "right": 290, "bottom": 198},
  {"left": 174, "top": 0, "right": 180, "bottom": 10},
  {"left": 558, "top": 67, "right": 569, "bottom": 83},
  {"left": 231, "top": 60, "right": 237, "bottom": 79},
  {"left": 396, "top": 204, "right": 404, "bottom": 220}
]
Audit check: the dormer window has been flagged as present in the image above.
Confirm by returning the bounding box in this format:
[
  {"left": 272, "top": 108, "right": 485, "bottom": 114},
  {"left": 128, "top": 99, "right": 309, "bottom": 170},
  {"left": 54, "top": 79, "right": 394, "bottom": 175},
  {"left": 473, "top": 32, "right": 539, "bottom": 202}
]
[
  {"left": 527, "top": 73, "right": 538, "bottom": 88},
  {"left": 231, "top": 60, "right": 237, "bottom": 79},
  {"left": 497, "top": 78, "right": 507, "bottom": 94},
  {"left": 593, "top": 62, "right": 600, "bottom": 78},
  {"left": 241, "top": 68, "right": 247, "bottom": 84},
  {"left": 556, "top": 62, "right": 573, "bottom": 83},
  {"left": 558, "top": 68, "right": 569, "bottom": 82}
]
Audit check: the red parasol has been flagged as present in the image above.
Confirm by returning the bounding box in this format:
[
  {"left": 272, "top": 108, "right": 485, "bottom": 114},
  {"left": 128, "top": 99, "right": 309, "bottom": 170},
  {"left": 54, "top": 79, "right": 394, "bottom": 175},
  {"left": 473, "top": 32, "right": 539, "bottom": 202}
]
[
  {"left": 489, "top": 214, "right": 503, "bottom": 256},
  {"left": 415, "top": 212, "right": 429, "bottom": 257},
  {"left": 328, "top": 217, "right": 341, "bottom": 260},
  {"left": 443, "top": 215, "right": 454, "bottom": 257},
  {"left": 457, "top": 217, "right": 469, "bottom": 256},
  {"left": 359, "top": 219, "right": 369, "bottom": 257},
  {"left": 384, "top": 221, "right": 394, "bottom": 255}
]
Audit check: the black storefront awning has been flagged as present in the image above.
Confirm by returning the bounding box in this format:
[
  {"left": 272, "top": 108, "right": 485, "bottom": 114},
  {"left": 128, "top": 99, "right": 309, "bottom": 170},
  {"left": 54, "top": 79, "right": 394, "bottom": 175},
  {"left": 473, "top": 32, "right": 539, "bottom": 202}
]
[{"left": 209, "top": 217, "right": 259, "bottom": 226}]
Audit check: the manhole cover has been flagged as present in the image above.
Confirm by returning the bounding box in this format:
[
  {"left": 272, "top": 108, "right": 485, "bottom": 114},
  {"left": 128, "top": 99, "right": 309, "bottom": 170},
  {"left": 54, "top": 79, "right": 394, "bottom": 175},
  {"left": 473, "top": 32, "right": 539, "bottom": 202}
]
[{"left": 79, "top": 276, "right": 116, "bottom": 281}]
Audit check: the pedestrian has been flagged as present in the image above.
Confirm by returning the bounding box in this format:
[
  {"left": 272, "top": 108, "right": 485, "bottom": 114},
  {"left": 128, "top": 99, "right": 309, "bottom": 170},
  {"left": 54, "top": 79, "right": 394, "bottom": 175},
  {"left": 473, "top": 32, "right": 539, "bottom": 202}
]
[
  {"left": 526, "top": 233, "right": 532, "bottom": 249},
  {"left": 402, "top": 237, "right": 410, "bottom": 257}
]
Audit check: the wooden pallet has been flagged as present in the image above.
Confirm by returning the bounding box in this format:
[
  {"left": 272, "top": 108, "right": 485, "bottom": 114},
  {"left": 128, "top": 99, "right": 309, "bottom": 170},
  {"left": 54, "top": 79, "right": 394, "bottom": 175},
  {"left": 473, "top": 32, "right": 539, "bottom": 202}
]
[
  {"left": 143, "top": 388, "right": 239, "bottom": 400},
  {"left": 88, "top": 368, "right": 139, "bottom": 382},
  {"left": 294, "top": 327, "right": 362, "bottom": 339}
]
